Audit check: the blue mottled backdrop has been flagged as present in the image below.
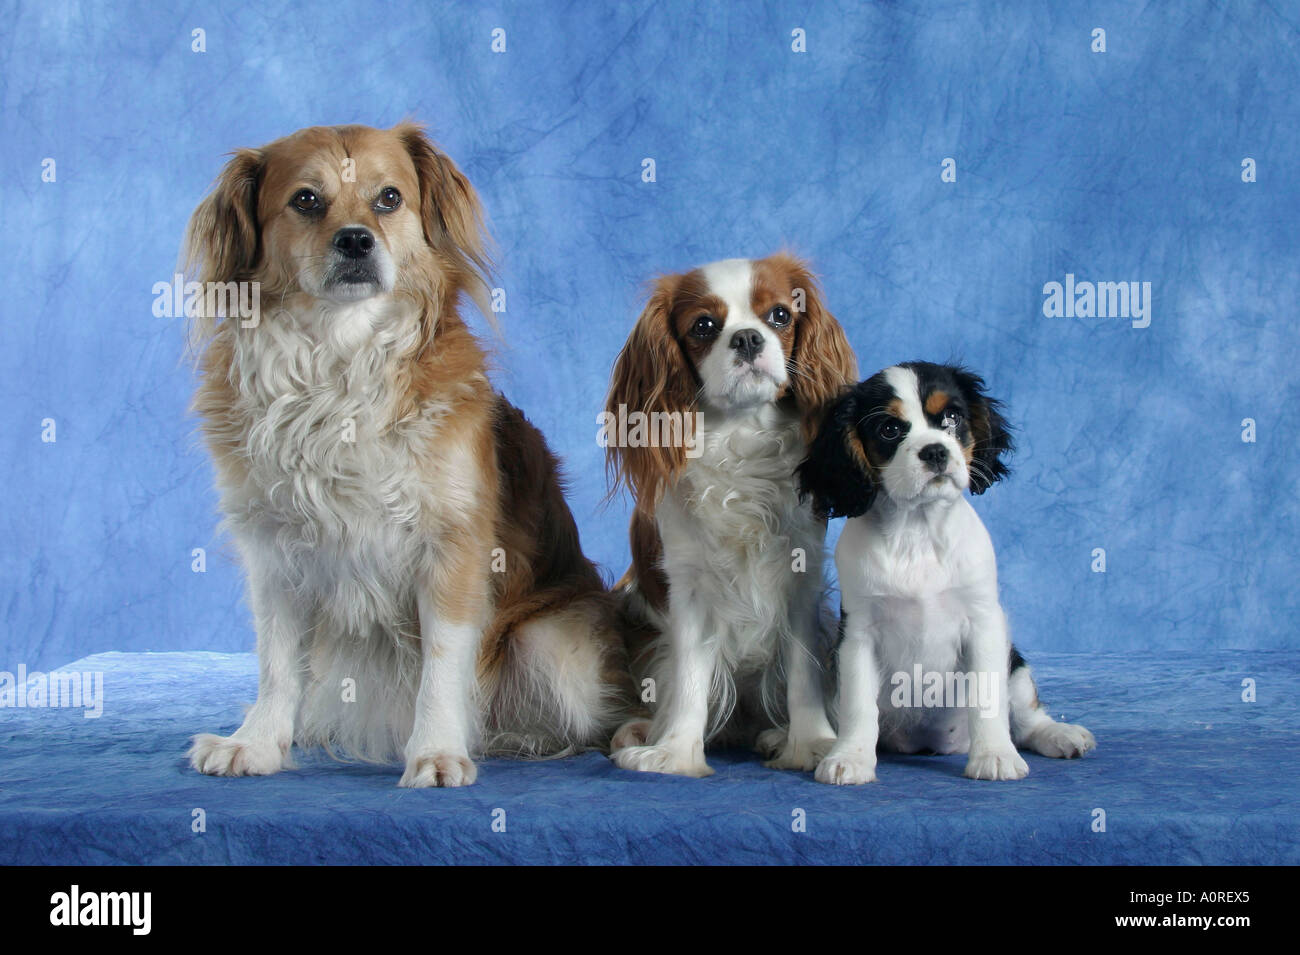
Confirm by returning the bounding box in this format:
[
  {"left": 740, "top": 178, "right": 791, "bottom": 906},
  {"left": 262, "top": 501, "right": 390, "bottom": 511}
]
[{"left": 3, "top": 0, "right": 1297, "bottom": 669}]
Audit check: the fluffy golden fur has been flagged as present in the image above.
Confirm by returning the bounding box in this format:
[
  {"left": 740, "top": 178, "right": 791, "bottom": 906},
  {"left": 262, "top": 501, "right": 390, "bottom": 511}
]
[{"left": 184, "top": 123, "right": 633, "bottom": 786}]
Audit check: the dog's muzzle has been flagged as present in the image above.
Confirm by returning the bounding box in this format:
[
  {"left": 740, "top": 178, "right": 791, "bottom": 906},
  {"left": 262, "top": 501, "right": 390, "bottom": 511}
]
[{"left": 328, "top": 227, "right": 381, "bottom": 287}]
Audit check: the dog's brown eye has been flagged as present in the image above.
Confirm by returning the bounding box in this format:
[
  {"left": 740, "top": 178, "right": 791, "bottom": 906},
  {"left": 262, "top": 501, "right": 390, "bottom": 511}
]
[
  {"left": 291, "top": 189, "right": 321, "bottom": 212},
  {"left": 767, "top": 305, "right": 791, "bottom": 327},
  {"left": 689, "top": 315, "right": 719, "bottom": 339},
  {"left": 375, "top": 187, "right": 402, "bottom": 211},
  {"left": 878, "top": 420, "right": 902, "bottom": 441}
]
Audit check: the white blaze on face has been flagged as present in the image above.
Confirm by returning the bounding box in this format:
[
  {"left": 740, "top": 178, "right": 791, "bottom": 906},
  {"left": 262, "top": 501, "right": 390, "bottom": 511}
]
[
  {"left": 881, "top": 365, "right": 968, "bottom": 502},
  {"left": 695, "top": 258, "right": 789, "bottom": 410}
]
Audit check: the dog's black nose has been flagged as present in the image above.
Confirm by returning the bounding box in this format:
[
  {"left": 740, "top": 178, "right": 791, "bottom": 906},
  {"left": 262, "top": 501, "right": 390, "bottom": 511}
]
[
  {"left": 730, "top": 328, "right": 765, "bottom": 361},
  {"left": 333, "top": 227, "right": 376, "bottom": 259},
  {"left": 919, "top": 443, "right": 948, "bottom": 471}
]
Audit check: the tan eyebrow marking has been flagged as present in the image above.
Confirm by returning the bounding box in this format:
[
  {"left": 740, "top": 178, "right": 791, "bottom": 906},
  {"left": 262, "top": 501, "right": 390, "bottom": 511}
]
[
  {"left": 924, "top": 391, "right": 949, "bottom": 416},
  {"left": 845, "top": 428, "right": 871, "bottom": 471}
]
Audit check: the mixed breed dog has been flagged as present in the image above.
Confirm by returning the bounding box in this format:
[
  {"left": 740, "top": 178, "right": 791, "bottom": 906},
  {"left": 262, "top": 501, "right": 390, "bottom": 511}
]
[{"left": 183, "top": 123, "right": 1095, "bottom": 789}]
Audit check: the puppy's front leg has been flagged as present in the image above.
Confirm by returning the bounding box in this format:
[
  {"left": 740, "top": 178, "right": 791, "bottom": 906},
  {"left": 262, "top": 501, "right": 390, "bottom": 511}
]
[
  {"left": 764, "top": 600, "right": 835, "bottom": 771},
  {"left": 611, "top": 598, "right": 714, "bottom": 777},
  {"left": 190, "top": 564, "right": 303, "bottom": 777},
  {"left": 815, "top": 617, "right": 879, "bottom": 785},
  {"left": 400, "top": 582, "right": 484, "bottom": 789},
  {"left": 963, "top": 606, "right": 1028, "bottom": 781}
]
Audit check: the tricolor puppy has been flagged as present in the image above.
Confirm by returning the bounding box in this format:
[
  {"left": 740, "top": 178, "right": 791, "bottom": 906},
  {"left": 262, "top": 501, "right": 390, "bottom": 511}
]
[
  {"left": 183, "top": 123, "right": 633, "bottom": 787},
  {"left": 796, "top": 362, "right": 1096, "bottom": 783},
  {"left": 605, "top": 254, "right": 857, "bottom": 776}
]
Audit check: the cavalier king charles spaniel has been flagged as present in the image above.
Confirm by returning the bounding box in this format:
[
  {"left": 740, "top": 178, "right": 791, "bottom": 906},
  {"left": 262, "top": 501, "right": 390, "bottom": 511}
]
[
  {"left": 183, "top": 123, "right": 634, "bottom": 787},
  {"left": 797, "top": 362, "right": 1096, "bottom": 783},
  {"left": 603, "top": 254, "right": 857, "bottom": 776}
]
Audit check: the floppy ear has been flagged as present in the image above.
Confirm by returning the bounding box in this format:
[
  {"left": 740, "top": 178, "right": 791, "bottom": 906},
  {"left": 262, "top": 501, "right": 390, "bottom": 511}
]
[
  {"left": 182, "top": 148, "right": 263, "bottom": 285},
  {"left": 796, "top": 389, "right": 876, "bottom": 520},
  {"left": 604, "top": 275, "right": 696, "bottom": 510},
  {"left": 776, "top": 254, "right": 858, "bottom": 442},
  {"left": 952, "top": 367, "right": 1014, "bottom": 494},
  {"left": 394, "top": 122, "right": 493, "bottom": 312}
]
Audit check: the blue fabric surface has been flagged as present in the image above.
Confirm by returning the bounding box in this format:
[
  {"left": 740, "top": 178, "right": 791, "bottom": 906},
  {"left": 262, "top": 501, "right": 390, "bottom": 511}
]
[
  {"left": 1, "top": 651, "right": 1294, "bottom": 865},
  {"left": 2, "top": 1, "right": 1297, "bottom": 866},
  {"left": 2, "top": 0, "right": 1299, "bottom": 672}
]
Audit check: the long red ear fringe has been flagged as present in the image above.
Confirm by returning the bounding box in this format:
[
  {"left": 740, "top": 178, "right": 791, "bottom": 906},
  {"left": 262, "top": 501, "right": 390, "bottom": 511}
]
[
  {"left": 182, "top": 148, "right": 263, "bottom": 286},
  {"left": 392, "top": 121, "right": 496, "bottom": 328},
  {"left": 180, "top": 148, "right": 264, "bottom": 350},
  {"left": 773, "top": 252, "right": 858, "bottom": 442},
  {"left": 604, "top": 275, "right": 697, "bottom": 513}
]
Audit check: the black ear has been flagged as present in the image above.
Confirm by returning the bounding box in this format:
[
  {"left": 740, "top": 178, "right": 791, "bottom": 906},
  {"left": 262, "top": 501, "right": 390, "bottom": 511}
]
[
  {"left": 796, "top": 390, "right": 877, "bottom": 519},
  {"left": 952, "top": 367, "right": 1014, "bottom": 494}
]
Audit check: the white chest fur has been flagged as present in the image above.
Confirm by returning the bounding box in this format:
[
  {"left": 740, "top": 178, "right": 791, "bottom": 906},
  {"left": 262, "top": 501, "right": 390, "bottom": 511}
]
[
  {"left": 216, "top": 299, "right": 465, "bottom": 630},
  {"left": 837, "top": 500, "right": 998, "bottom": 684},
  {"left": 656, "top": 406, "right": 823, "bottom": 668}
]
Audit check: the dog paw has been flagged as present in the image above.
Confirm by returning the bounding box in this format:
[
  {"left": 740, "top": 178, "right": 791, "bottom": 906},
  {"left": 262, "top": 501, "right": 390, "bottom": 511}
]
[
  {"left": 964, "top": 747, "right": 1029, "bottom": 781},
  {"left": 1023, "top": 721, "right": 1096, "bottom": 759},
  {"left": 815, "top": 750, "right": 878, "bottom": 785},
  {"left": 610, "top": 718, "right": 652, "bottom": 751},
  {"left": 754, "top": 727, "right": 787, "bottom": 759},
  {"left": 764, "top": 736, "right": 834, "bottom": 772},
  {"left": 611, "top": 744, "right": 713, "bottom": 777},
  {"left": 399, "top": 752, "right": 478, "bottom": 788},
  {"left": 189, "top": 733, "right": 286, "bottom": 777}
]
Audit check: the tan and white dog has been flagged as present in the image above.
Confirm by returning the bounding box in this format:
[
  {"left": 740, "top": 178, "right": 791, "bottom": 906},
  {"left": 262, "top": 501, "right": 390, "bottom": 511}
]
[{"left": 183, "top": 123, "right": 634, "bottom": 787}]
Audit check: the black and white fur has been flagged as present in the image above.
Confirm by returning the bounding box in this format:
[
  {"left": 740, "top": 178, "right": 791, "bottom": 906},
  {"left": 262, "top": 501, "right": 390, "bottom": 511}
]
[{"left": 796, "top": 362, "right": 1096, "bottom": 783}]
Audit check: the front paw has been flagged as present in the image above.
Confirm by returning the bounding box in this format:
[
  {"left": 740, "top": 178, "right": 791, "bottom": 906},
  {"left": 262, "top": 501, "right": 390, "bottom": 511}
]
[
  {"left": 610, "top": 718, "right": 652, "bottom": 751},
  {"left": 400, "top": 752, "right": 478, "bottom": 788},
  {"left": 189, "top": 733, "right": 287, "bottom": 777},
  {"left": 815, "top": 750, "right": 877, "bottom": 785},
  {"left": 1023, "top": 721, "right": 1096, "bottom": 759},
  {"left": 611, "top": 744, "right": 713, "bottom": 778},
  {"left": 754, "top": 727, "right": 787, "bottom": 759},
  {"left": 764, "top": 736, "right": 835, "bottom": 772},
  {"left": 964, "top": 747, "right": 1029, "bottom": 781}
]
